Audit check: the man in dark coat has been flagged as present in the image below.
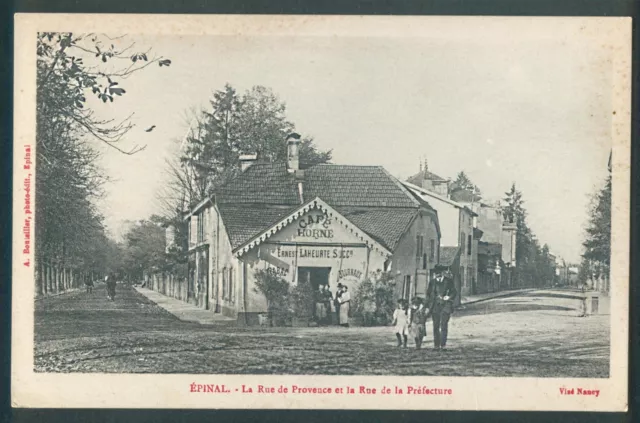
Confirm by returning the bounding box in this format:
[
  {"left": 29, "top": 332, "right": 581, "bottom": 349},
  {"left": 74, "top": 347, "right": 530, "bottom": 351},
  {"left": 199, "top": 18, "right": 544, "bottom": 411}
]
[{"left": 426, "top": 265, "right": 458, "bottom": 350}]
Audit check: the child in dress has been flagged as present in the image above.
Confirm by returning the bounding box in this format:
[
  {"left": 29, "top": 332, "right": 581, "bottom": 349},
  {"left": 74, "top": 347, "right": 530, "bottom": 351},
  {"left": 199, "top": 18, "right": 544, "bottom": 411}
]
[
  {"left": 392, "top": 299, "right": 409, "bottom": 347},
  {"left": 408, "top": 297, "right": 428, "bottom": 350}
]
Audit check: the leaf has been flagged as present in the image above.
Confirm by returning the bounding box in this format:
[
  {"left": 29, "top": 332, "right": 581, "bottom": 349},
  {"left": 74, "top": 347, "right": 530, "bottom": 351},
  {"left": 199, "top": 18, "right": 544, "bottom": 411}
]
[
  {"left": 131, "top": 55, "right": 138, "bottom": 63},
  {"left": 102, "top": 55, "right": 107, "bottom": 63},
  {"left": 109, "top": 81, "right": 118, "bottom": 87},
  {"left": 142, "top": 53, "right": 148, "bottom": 61},
  {"left": 109, "top": 87, "right": 125, "bottom": 96},
  {"left": 158, "top": 59, "right": 172, "bottom": 67}
]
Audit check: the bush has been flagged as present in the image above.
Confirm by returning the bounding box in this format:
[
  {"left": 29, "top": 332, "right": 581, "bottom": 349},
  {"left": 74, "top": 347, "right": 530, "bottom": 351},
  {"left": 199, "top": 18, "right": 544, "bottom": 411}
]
[
  {"left": 254, "top": 268, "right": 290, "bottom": 321},
  {"left": 290, "top": 281, "right": 315, "bottom": 318},
  {"left": 353, "top": 270, "right": 396, "bottom": 326}
]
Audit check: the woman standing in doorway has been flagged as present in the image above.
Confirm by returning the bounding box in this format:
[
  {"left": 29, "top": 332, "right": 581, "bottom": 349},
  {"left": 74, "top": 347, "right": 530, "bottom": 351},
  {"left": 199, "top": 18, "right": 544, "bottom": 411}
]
[
  {"left": 338, "top": 285, "right": 351, "bottom": 327},
  {"left": 335, "top": 283, "right": 343, "bottom": 326}
]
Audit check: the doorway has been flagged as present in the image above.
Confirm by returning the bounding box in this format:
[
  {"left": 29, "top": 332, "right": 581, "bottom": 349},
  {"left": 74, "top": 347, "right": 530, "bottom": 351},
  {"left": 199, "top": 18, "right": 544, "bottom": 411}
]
[
  {"left": 298, "top": 267, "right": 331, "bottom": 319},
  {"left": 298, "top": 267, "right": 331, "bottom": 290}
]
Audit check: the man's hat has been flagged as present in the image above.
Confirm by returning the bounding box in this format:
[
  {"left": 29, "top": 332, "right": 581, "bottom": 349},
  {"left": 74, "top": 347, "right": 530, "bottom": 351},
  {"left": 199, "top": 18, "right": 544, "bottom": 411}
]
[
  {"left": 434, "top": 264, "right": 448, "bottom": 272},
  {"left": 337, "top": 283, "right": 344, "bottom": 288}
]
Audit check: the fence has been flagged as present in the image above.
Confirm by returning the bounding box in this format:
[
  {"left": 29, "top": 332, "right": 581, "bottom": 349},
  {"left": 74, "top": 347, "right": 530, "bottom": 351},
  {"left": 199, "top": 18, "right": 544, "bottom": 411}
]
[{"left": 144, "top": 269, "right": 188, "bottom": 302}]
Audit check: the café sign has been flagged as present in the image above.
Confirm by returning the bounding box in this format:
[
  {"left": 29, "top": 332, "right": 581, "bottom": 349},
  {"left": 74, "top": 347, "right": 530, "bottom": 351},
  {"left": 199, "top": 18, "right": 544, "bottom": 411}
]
[{"left": 296, "top": 213, "right": 334, "bottom": 239}]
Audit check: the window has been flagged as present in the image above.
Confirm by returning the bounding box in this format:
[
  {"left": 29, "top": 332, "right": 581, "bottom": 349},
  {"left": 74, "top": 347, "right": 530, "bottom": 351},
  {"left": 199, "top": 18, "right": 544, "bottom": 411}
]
[
  {"left": 468, "top": 234, "right": 472, "bottom": 256},
  {"left": 222, "top": 267, "right": 227, "bottom": 300},
  {"left": 416, "top": 235, "right": 424, "bottom": 257},
  {"left": 228, "top": 268, "right": 234, "bottom": 304},
  {"left": 460, "top": 233, "right": 465, "bottom": 253},
  {"left": 429, "top": 239, "right": 435, "bottom": 261},
  {"left": 189, "top": 216, "right": 198, "bottom": 247},
  {"left": 423, "top": 253, "right": 427, "bottom": 270},
  {"left": 402, "top": 275, "right": 412, "bottom": 300},
  {"left": 197, "top": 213, "right": 203, "bottom": 243}
]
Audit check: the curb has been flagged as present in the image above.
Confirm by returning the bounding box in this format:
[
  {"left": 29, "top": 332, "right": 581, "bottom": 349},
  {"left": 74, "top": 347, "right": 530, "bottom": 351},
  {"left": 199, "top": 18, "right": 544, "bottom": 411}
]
[
  {"left": 133, "top": 287, "right": 235, "bottom": 326},
  {"left": 459, "top": 289, "right": 536, "bottom": 307},
  {"left": 34, "top": 288, "right": 83, "bottom": 301}
]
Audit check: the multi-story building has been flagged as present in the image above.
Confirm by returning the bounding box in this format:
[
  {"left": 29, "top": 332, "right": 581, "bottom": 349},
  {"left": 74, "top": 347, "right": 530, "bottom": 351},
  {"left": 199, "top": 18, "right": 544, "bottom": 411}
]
[{"left": 402, "top": 180, "right": 477, "bottom": 302}]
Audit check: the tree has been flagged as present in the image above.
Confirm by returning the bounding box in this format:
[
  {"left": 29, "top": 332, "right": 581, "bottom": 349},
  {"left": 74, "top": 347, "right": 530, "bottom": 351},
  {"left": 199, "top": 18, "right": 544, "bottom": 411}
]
[
  {"left": 178, "top": 84, "right": 332, "bottom": 197},
  {"left": 450, "top": 171, "right": 482, "bottom": 202},
  {"left": 37, "top": 32, "right": 171, "bottom": 155},
  {"left": 121, "top": 216, "right": 167, "bottom": 281},
  {"left": 501, "top": 183, "right": 546, "bottom": 287},
  {"left": 582, "top": 174, "right": 611, "bottom": 268},
  {"left": 35, "top": 33, "right": 169, "bottom": 295}
]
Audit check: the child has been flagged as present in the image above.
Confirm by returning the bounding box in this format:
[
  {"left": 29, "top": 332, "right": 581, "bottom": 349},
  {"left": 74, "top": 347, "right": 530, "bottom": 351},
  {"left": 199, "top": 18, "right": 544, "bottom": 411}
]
[
  {"left": 392, "top": 299, "right": 409, "bottom": 348},
  {"left": 408, "top": 297, "right": 428, "bottom": 350}
]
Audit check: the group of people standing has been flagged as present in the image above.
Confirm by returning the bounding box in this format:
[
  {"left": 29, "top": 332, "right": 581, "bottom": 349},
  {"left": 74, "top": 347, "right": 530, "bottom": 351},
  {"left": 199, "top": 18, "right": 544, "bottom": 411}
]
[
  {"left": 314, "top": 283, "right": 351, "bottom": 327},
  {"left": 392, "top": 265, "right": 458, "bottom": 351}
]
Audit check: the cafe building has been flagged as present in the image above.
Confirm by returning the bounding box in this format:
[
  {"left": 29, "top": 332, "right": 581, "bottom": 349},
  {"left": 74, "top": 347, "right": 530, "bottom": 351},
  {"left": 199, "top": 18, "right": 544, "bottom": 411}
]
[{"left": 183, "top": 134, "right": 441, "bottom": 325}]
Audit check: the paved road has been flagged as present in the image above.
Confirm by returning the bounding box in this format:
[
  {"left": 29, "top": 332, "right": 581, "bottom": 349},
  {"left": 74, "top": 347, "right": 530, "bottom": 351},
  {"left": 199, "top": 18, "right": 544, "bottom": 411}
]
[{"left": 34, "top": 283, "right": 609, "bottom": 377}]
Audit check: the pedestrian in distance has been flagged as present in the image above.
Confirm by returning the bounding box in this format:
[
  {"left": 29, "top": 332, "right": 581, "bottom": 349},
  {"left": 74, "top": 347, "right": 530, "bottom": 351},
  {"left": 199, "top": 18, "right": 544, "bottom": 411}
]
[
  {"left": 105, "top": 272, "right": 117, "bottom": 301},
  {"left": 334, "top": 283, "right": 343, "bottom": 326},
  {"left": 578, "top": 282, "right": 587, "bottom": 317},
  {"left": 84, "top": 277, "right": 94, "bottom": 293},
  {"left": 427, "top": 265, "right": 458, "bottom": 351},
  {"left": 322, "top": 285, "right": 333, "bottom": 325},
  {"left": 408, "top": 297, "right": 428, "bottom": 349},
  {"left": 315, "top": 285, "right": 328, "bottom": 325},
  {"left": 392, "top": 299, "right": 409, "bottom": 347}
]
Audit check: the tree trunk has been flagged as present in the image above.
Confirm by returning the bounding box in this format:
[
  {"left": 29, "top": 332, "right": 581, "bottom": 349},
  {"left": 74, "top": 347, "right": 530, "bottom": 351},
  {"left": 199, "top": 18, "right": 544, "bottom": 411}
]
[
  {"left": 55, "top": 266, "right": 60, "bottom": 293},
  {"left": 35, "top": 257, "right": 42, "bottom": 297},
  {"left": 45, "top": 262, "right": 50, "bottom": 294}
]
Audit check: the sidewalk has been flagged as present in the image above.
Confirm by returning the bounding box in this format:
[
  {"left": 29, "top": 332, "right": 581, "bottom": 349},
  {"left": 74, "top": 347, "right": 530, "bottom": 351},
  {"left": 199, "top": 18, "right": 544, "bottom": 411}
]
[
  {"left": 459, "top": 288, "right": 536, "bottom": 306},
  {"left": 134, "top": 286, "right": 235, "bottom": 326}
]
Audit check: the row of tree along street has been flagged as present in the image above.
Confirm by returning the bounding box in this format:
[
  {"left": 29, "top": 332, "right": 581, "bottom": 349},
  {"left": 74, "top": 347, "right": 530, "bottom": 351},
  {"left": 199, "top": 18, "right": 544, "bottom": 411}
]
[
  {"left": 34, "top": 33, "right": 611, "bottom": 298},
  {"left": 34, "top": 33, "right": 171, "bottom": 295}
]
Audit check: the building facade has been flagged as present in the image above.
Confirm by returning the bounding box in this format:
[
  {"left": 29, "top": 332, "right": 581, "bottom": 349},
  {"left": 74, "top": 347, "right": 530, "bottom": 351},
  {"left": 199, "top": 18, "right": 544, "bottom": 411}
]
[
  {"left": 176, "top": 135, "right": 441, "bottom": 324},
  {"left": 402, "top": 181, "right": 476, "bottom": 301}
]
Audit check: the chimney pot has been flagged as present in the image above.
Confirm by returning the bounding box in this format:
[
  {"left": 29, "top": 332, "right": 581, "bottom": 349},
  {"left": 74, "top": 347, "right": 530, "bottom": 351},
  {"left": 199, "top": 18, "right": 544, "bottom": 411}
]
[
  {"left": 239, "top": 153, "right": 258, "bottom": 172},
  {"left": 286, "top": 132, "right": 301, "bottom": 173}
]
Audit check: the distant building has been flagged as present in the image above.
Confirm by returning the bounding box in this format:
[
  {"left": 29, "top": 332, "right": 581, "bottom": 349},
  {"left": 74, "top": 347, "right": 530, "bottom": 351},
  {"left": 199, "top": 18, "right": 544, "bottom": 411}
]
[
  {"left": 402, "top": 181, "right": 476, "bottom": 302},
  {"left": 406, "top": 160, "right": 450, "bottom": 197},
  {"left": 457, "top": 197, "right": 519, "bottom": 292}
]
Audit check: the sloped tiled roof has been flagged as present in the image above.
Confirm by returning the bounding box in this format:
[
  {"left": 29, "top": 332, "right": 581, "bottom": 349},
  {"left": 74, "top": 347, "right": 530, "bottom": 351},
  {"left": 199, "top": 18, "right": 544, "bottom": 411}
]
[
  {"left": 304, "top": 165, "right": 418, "bottom": 208},
  {"left": 216, "top": 162, "right": 418, "bottom": 208},
  {"left": 216, "top": 162, "right": 299, "bottom": 205},
  {"left": 217, "top": 204, "right": 297, "bottom": 249},
  {"left": 439, "top": 246, "right": 460, "bottom": 267},
  {"left": 210, "top": 161, "right": 435, "bottom": 253},
  {"left": 336, "top": 207, "right": 419, "bottom": 251},
  {"left": 407, "top": 169, "right": 449, "bottom": 185}
]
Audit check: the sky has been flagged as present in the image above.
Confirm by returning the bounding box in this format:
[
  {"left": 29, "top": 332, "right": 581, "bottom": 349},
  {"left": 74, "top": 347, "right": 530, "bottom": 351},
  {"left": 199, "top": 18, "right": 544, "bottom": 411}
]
[{"left": 89, "top": 19, "right": 613, "bottom": 263}]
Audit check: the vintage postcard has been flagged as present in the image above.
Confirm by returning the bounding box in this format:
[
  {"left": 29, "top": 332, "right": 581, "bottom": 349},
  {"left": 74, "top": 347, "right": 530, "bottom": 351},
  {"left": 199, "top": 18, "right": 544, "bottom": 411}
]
[{"left": 12, "top": 14, "right": 631, "bottom": 411}]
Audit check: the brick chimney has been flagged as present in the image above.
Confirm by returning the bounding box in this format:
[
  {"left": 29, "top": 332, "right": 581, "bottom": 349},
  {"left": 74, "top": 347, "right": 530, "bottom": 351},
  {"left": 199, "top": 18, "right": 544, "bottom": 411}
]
[
  {"left": 239, "top": 153, "right": 258, "bottom": 172},
  {"left": 286, "top": 133, "right": 301, "bottom": 173}
]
